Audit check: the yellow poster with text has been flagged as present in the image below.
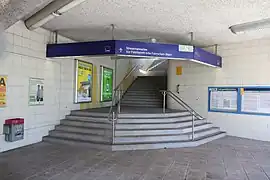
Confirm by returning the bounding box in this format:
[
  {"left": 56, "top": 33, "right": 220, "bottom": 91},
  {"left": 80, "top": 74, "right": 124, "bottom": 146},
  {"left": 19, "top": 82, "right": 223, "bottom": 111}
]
[
  {"left": 75, "top": 60, "right": 93, "bottom": 103},
  {"left": 0, "top": 76, "right": 7, "bottom": 108}
]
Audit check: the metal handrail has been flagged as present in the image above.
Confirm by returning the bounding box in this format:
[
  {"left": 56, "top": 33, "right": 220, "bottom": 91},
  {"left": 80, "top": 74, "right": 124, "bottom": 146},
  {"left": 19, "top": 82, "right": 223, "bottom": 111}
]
[
  {"left": 108, "top": 64, "right": 141, "bottom": 144},
  {"left": 160, "top": 90, "right": 204, "bottom": 120},
  {"left": 161, "top": 90, "right": 204, "bottom": 141}
]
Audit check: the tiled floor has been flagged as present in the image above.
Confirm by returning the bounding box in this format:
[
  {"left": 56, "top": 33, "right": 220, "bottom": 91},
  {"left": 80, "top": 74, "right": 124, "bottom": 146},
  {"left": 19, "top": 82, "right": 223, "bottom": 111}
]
[{"left": 1, "top": 136, "right": 270, "bottom": 180}]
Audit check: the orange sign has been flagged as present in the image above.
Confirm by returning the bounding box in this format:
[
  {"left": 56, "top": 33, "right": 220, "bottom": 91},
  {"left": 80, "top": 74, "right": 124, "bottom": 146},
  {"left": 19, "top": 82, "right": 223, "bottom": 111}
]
[
  {"left": 0, "top": 76, "right": 7, "bottom": 107},
  {"left": 176, "top": 66, "right": 182, "bottom": 75}
]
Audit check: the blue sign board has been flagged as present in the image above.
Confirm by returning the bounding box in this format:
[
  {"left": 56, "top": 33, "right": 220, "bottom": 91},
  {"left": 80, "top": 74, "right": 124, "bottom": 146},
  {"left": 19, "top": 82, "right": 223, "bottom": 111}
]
[{"left": 47, "top": 40, "right": 222, "bottom": 68}]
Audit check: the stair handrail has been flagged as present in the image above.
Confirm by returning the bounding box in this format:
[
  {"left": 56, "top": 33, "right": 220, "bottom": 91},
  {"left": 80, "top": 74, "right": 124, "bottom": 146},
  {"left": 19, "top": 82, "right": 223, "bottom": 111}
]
[
  {"left": 160, "top": 90, "right": 204, "bottom": 120},
  {"left": 108, "top": 64, "right": 142, "bottom": 144},
  {"left": 161, "top": 90, "right": 204, "bottom": 141}
]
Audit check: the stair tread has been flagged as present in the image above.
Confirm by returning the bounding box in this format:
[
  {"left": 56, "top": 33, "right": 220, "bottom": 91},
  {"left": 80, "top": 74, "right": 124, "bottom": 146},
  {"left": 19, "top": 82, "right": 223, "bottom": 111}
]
[
  {"left": 51, "top": 130, "right": 111, "bottom": 137},
  {"left": 117, "top": 119, "right": 202, "bottom": 125},
  {"left": 115, "top": 127, "right": 219, "bottom": 138},
  {"left": 116, "top": 123, "right": 211, "bottom": 131},
  {"left": 113, "top": 131, "right": 226, "bottom": 145}
]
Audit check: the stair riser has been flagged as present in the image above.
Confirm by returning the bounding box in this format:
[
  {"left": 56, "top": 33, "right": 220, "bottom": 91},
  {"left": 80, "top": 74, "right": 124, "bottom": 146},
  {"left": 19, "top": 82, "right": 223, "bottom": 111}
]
[
  {"left": 55, "top": 126, "right": 111, "bottom": 136},
  {"left": 121, "top": 103, "right": 161, "bottom": 105},
  {"left": 121, "top": 99, "right": 162, "bottom": 102},
  {"left": 61, "top": 120, "right": 112, "bottom": 129},
  {"left": 66, "top": 116, "right": 109, "bottom": 123},
  {"left": 114, "top": 128, "right": 220, "bottom": 143},
  {"left": 112, "top": 133, "right": 226, "bottom": 151},
  {"left": 115, "top": 120, "right": 207, "bottom": 130},
  {"left": 117, "top": 116, "right": 193, "bottom": 124},
  {"left": 120, "top": 104, "right": 162, "bottom": 107},
  {"left": 118, "top": 111, "right": 190, "bottom": 118},
  {"left": 115, "top": 124, "right": 213, "bottom": 136},
  {"left": 121, "top": 101, "right": 162, "bottom": 104},
  {"left": 70, "top": 111, "right": 109, "bottom": 117},
  {"left": 49, "top": 131, "right": 111, "bottom": 143}
]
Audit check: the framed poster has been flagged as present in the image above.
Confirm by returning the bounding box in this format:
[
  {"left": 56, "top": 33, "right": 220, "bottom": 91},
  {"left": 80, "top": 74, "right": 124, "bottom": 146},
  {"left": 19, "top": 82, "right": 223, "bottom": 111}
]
[
  {"left": 0, "top": 75, "right": 7, "bottom": 108},
  {"left": 100, "top": 66, "right": 113, "bottom": 102},
  {"left": 75, "top": 60, "right": 93, "bottom": 103},
  {"left": 209, "top": 87, "right": 238, "bottom": 112},
  {"left": 29, "top": 78, "right": 44, "bottom": 106}
]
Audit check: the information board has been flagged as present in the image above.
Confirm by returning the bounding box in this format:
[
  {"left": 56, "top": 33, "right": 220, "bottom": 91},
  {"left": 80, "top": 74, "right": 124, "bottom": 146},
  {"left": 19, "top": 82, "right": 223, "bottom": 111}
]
[
  {"left": 75, "top": 60, "right": 93, "bottom": 103},
  {"left": 241, "top": 89, "right": 270, "bottom": 114},
  {"left": 209, "top": 88, "right": 238, "bottom": 111},
  {"left": 100, "top": 66, "right": 113, "bottom": 102}
]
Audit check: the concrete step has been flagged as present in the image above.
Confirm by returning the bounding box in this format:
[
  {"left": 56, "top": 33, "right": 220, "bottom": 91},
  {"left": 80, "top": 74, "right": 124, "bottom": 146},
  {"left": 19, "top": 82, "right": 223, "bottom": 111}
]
[
  {"left": 115, "top": 123, "right": 213, "bottom": 136},
  {"left": 118, "top": 111, "right": 190, "bottom": 119},
  {"left": 115, "top": 120, "right": 207, "bottom": 130},
  {"left": 43, "top": 136, "right": 111, "bottom": 151},
  {"left": 70, "top": 111, "right": 109, "bottom": 117},
  {"left": 121, "top": 98, "right": 162, "bottom": 102},
  {"left": 112, "top": 132, "right": 227, "bottom": 151},
  {"left": 49, "top": 130, "right": 111, "bottom": 143},
  {"left": 60, "top": 120, "right": 112, "bottom": 129},
  {"left": 65, "top": 115, "right": 109, "bottom": 123},
  {"left": 55, "top": 125, "right": 112, "bottom": 136},
  {"left": 114, "top": 127, "right": 220, "bottom": 144},
  {"left": 120, "top": 103, "right": 162, "bottom": 108},
  {"left": 117, "top": 115, "right": 193, "bottom": 124},
  {"left": 124, "top": 93, "right": 160, "bottom": 97}
]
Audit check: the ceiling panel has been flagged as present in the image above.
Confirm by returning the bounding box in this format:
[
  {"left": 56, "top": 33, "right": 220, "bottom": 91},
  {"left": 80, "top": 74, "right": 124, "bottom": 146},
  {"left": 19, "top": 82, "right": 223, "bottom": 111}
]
[{"left": 41, "top": 0, "right": 270, "bottom": 45}]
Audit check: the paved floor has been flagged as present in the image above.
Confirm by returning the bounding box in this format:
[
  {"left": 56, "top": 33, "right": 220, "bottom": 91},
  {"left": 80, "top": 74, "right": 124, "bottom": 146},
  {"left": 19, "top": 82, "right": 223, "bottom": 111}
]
[{"left": 1, "top": 136, "right": 270, "bottom": 180}]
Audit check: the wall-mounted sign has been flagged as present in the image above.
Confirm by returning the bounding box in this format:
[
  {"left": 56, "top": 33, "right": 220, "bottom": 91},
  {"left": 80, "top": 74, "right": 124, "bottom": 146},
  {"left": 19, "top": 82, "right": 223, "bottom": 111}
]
[
  {"left": 29, "top": 78, "right": 44, "bottom": 106},
  {"left": 209, "top": 87, "right": 238, "bottom": 112},
  {"left": 100, "top": 66, "right": 113, "bottom": 102},
  {"left": 75, "top": 60, "right": 93, "bottom": 103},
  {"left": 176, "top": 66, "right": 182, "bottom": 75},
  {"left": 241, "top": 88, "right": 270, "bottom": 114},
  {"left": 0, "top": 75, "right": 7, "bottom": 108}
]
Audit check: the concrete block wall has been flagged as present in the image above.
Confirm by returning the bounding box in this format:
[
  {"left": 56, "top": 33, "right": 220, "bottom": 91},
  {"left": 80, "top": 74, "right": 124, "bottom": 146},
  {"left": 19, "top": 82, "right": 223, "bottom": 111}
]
[
  {"left": 0, "top": 21, "right": 129, "bottom": 152},
  {"left": 168, "top": 39, "right": 270, "bottom": 142}
]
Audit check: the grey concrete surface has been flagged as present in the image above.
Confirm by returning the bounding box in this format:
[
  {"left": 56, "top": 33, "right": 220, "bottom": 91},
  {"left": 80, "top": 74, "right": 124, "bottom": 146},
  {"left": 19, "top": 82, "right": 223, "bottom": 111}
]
[{"left": 1, "top": 136, "right": 270, "bottom": 180}]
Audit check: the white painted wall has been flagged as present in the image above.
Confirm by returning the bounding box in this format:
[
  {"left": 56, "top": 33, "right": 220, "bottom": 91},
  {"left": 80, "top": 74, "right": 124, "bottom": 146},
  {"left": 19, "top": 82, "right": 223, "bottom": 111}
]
[
  {"left": 168, "top": 40, "right": 270, "bottom": 142},
  {"left": 0, "top": 21, "right": 129, "bottom": 152}
]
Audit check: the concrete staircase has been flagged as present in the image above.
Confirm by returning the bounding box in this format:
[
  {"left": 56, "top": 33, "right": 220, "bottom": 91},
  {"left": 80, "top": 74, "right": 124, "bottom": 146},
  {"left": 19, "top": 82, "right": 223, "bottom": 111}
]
[
  {"left": 120, "top": 76, "right": 166, "bottom": 108},
  {"left": 43, "top": 76, "right": 226, "bottom": 150},
  {"left": 43, "top": 108, "right": 226, "bottom": 151}
]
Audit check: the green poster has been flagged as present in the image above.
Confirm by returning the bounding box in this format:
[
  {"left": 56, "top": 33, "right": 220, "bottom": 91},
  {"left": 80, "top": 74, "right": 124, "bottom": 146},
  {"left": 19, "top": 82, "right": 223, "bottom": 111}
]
[{"left": 100, "top": 66, "right": 113, "bottom": 102}]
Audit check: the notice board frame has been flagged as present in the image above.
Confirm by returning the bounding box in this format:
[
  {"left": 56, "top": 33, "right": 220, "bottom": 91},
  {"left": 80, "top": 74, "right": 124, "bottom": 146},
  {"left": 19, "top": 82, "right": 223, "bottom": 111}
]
[{"left": 208, "top": 86, "right": 270, "bottom": 116}]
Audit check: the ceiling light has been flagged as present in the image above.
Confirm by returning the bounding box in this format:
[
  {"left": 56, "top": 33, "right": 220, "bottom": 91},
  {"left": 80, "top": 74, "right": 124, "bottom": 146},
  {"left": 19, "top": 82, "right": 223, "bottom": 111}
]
[
  {"left": 229, "top": 18, "right": 270, "bottom": 34},
  {"left": 139, "top": 69, "right": 148, "bottom": 74},
  {"left": 25, "top": 0, "right": 87, "bottom": 30}
]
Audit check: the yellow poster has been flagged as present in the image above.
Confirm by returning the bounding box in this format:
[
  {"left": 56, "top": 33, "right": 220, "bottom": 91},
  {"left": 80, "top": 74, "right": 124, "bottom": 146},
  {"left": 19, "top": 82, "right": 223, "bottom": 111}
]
[
  {"left": 176, "top": 66, "right": 182, "bottom": 75},
  {"left": 0, "top": 76, "right": 7, "bottom": 108},
  {"left": 75, "top": 60, "right": 93, "bottom": 103}
]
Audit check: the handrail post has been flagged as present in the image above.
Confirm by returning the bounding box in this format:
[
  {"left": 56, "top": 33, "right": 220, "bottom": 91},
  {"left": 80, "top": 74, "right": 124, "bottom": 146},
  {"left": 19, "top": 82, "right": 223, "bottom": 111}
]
[
  {"left": 112, "top": 112, "right": 115, "bottom": 144},
  {"left": 118, "top": 90, "right": 121, "bottom": 114},
  {"left": 163, "top": 91, "right": 166, "bottom": 113},
  {"left": 192, "top": 111, "right": 195, "bottom": 141}
]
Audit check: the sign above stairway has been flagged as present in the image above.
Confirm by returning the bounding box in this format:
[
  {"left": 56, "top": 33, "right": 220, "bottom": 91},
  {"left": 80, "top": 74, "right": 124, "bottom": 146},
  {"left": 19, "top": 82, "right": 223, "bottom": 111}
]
[{"left": 46, "top": 40, "right": 222, "bottom": 68}]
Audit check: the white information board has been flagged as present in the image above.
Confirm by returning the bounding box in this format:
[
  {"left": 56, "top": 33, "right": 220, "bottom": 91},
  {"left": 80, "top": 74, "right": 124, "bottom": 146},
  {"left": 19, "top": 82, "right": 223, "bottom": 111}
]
[
  {"left": 241, "top": 90, "right": 270, "bottom": 114},
  {"left": 210, "top": 88, "right": 237, "bottom": 111}
]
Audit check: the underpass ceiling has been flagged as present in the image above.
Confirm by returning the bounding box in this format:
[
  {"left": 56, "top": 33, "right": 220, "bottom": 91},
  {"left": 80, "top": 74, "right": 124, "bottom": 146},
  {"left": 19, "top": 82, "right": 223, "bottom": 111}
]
[
  {"left": 41, "top": 0, "right": 270, "bottom": 46},
  {"left": 0, "top": 0, "right": 53, "bottom": 29}
]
